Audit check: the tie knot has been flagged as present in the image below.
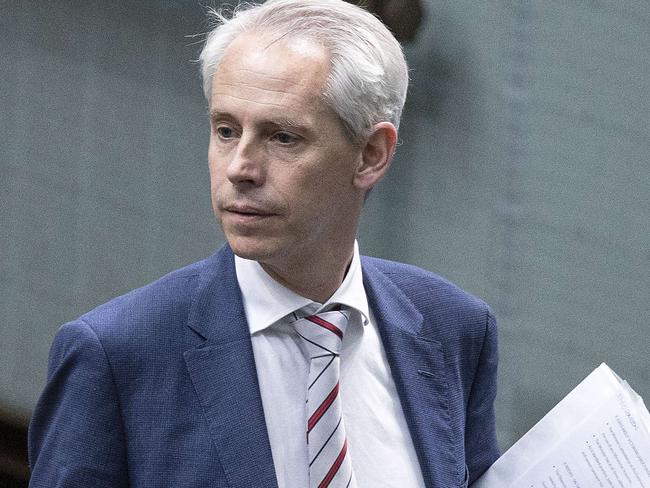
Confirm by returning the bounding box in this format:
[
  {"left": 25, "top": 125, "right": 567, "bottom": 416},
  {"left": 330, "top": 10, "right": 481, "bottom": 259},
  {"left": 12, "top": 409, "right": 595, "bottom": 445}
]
[{"left": 293, "top": 310, "right": 350, "bottom": 357}]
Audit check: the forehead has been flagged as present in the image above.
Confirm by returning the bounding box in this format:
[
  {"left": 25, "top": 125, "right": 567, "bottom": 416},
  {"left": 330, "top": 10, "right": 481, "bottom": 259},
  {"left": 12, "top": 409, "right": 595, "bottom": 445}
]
[{"left": 211, "top": 33, "right": 331, "bottom": 113}]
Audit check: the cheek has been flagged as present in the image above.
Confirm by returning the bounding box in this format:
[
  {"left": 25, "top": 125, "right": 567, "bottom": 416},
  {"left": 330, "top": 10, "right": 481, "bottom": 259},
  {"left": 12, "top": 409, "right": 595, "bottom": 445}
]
[
  {"left": 207, "top": 146, "right": 228, "bottom": 188},
  {"left": 312, "top": 153, "right": 358, "bottom": 194},
  {"left": 207, "top": 141, "right": 218, "bottom": 180}
]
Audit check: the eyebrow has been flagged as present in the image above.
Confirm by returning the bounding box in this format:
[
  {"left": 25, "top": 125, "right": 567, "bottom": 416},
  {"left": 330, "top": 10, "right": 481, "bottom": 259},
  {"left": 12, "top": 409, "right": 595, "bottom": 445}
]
[
  {"left": 209, "top": 110, "right": 232, "bottom": 122},
  {"left": 209, "top": 110, "right": 308, "bottom": 130}
]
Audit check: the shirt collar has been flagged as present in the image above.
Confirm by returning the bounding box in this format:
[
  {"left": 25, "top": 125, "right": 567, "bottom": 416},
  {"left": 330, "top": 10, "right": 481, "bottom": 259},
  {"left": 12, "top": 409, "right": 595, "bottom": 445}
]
[{"left": 234, "top": 241, "right": 370, "bottom": 335}]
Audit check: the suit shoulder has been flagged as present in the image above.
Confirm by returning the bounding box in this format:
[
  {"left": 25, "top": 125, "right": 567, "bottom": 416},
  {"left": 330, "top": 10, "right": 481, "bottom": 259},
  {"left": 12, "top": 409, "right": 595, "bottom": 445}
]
[
  {"left": 362, "top": 255, "right": 489, "bottom": 314},
  {"left": 362, "top": 255, "right": 497, "bottom": 411},
  {"left": 75, "top": 258, "right": 208, "bottom": 341},
  {"left": 361, "top": 255, "right": 494, "bottom": 348}
]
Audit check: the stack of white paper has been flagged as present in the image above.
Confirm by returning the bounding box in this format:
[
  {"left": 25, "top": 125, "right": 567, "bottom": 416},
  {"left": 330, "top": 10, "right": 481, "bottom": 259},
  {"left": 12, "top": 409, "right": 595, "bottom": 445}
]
[{"left": 474, "top": 363, "right": 650, "bottom": 488}]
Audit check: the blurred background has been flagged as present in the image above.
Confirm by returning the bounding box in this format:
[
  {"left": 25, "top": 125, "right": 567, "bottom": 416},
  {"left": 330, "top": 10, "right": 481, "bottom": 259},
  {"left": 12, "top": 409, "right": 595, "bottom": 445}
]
[{"left": 1, "top": 0, "right": 649, "bottom": 485}]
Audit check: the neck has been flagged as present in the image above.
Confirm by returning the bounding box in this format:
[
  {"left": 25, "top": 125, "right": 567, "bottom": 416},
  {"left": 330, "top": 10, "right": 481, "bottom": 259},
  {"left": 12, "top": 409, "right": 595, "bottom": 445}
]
[{"left": 259, "top": 244, "right": 355, "bottom": 304}]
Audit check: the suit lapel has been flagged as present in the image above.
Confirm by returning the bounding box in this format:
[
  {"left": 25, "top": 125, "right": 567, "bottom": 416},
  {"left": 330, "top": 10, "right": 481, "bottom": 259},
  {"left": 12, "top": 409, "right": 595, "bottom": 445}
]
[
  {"left": 184, "top": 246, "right": 278, "bottom": 488},
  {"left": 362, "top": 258, "right": 460, "bottom": 488}
]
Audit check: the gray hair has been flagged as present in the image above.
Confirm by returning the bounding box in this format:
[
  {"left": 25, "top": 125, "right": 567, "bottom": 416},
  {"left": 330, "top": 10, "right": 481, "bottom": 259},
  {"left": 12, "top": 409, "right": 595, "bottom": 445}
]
[{"left": 198, "top": 0, "right": 409, "bottom": 145}]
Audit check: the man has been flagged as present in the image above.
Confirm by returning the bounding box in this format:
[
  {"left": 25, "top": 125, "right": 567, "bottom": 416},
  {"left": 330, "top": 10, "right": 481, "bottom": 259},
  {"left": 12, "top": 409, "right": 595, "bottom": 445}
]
[{"left": 28, "top": 1, "right": 499, "bottom": 487}]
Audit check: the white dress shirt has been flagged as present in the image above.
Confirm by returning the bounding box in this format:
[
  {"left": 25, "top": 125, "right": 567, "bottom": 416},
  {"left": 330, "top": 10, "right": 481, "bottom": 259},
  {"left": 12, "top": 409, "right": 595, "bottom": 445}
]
[{"left": 235, "top": 242, "right": 426, "bottom": 488}]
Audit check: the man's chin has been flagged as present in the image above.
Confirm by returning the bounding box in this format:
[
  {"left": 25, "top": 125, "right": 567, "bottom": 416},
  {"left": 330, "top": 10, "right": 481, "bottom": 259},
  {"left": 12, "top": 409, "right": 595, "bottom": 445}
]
[{"left": 226, "top": 236, "right": 275, "bottom": 263}]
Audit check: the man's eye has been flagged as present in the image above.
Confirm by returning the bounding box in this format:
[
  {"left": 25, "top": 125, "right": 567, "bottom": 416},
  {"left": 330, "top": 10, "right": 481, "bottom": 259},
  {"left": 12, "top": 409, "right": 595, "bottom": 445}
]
[
  {"left": 272, "top": 132, "right": 297, "bottom": 145},
  {"left": 216, "top": 126, "right": 235, "bottom": 139}
]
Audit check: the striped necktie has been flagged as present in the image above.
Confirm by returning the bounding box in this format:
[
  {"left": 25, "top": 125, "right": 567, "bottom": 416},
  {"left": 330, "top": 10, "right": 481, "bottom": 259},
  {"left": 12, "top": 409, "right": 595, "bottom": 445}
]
[{"left": 293, "top": 310, "right": 356, "bottom": 488}]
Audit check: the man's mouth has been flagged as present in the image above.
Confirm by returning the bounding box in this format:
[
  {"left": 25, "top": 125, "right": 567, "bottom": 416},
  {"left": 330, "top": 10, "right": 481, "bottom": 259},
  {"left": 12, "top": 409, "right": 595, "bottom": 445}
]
[{"left": 221, "top": 203, "right": 277, "bottom": 222}]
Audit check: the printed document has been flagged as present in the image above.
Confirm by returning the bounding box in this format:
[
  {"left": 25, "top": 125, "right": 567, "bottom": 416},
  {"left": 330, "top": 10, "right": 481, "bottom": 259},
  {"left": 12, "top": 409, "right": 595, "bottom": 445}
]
[{"left": 474, "top": 363, "right": 650, "bottom": 488}]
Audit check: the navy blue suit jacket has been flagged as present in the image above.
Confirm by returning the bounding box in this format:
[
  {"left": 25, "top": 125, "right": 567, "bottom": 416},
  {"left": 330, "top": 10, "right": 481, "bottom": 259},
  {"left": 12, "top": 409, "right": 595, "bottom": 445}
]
[{"left": 29, "top": 245, "right": 499, "bottom": 487}]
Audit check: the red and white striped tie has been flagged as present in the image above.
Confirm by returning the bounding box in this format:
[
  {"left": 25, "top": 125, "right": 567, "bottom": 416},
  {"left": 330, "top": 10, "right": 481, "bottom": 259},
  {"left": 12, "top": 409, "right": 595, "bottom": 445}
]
[{"left": 294, "top": 310, "right": 356, "bottom": 488}]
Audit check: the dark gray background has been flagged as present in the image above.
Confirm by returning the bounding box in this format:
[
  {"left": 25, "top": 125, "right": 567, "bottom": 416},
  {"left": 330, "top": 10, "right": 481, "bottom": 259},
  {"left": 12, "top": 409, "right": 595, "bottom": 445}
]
[{"left": 2, "top": 0, "right": 649, "bottom": 452}]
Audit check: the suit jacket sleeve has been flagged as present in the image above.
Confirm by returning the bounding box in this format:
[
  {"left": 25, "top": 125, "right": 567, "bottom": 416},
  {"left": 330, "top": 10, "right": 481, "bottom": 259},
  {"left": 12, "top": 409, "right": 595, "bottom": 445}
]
[
  {"left": 466, "top": 309, "right": 499, "bottom": 485},
  {"left": 28, "top": 319, "right": 129, "bottom": 487}
]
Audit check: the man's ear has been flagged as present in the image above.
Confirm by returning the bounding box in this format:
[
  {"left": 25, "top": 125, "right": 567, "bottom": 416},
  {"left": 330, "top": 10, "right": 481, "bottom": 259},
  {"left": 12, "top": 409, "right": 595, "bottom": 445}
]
[{"left": 353, "top": 122, "right": 398, "bottom": 191}]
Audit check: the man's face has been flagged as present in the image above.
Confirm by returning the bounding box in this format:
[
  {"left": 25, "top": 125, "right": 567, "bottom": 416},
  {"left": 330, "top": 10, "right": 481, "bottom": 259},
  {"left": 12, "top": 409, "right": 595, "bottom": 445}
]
[{"left": 208, "top": 33, "right": 365, "bottom": 272}]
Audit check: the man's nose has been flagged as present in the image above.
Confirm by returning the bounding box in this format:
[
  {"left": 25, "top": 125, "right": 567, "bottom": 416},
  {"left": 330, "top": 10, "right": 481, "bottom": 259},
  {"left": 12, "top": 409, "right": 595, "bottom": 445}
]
[{"left": 226, "top": 135, "right": 265, "bottom": 187}]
